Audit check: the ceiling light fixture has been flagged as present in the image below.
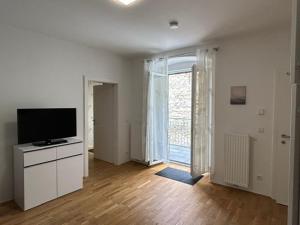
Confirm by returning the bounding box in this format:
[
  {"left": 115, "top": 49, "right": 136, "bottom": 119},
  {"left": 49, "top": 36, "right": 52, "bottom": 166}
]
[
  {"left": 117, "top": 0, "right": 137, "bottom": 6},
  {"left": 169, "top": 20, "right": 179, "bottom": 30}
]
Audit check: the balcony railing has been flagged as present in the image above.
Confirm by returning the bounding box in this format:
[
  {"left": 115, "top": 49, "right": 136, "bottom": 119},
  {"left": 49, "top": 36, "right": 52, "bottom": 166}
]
[{"left": 168, "top": 117, "right": 191, "bottom": 148}]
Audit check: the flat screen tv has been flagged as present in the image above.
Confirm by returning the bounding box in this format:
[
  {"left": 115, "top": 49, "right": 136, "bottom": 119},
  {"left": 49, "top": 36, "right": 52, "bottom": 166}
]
[{"left": 17, "top": 108, "right": 77, "bottom": 146}]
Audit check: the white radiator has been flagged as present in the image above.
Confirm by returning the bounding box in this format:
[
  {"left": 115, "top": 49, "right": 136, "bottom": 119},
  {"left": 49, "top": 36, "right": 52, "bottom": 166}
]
[{"left": 224, "top": 133, "right": 250, "bottom": 188}]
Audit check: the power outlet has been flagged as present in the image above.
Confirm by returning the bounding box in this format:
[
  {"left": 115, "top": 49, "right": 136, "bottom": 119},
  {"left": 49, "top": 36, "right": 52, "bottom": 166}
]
[
  {"left": 258, "top": 128, "right": 265, "bottom": 133},
  {"left": 257, "top": 175, "right": 263, "bottom": 181}
]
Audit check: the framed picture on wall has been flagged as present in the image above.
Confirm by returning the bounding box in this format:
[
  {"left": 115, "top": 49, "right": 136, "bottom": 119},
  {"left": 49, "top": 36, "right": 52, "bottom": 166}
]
[{"left": 230, "top": 86, "right": 246, "bottom": 105}]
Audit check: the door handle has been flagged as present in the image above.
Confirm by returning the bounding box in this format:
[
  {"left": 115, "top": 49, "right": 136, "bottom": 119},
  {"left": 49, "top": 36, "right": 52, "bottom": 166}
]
[{"left": 281, "top": 134, "right": 291, "bottom": 139}]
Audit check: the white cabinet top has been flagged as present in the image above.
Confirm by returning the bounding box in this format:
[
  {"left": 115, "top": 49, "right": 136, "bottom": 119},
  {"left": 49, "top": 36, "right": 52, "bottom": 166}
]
[{"left": 14, "top": 138, "right": 83, "bottom": 153}]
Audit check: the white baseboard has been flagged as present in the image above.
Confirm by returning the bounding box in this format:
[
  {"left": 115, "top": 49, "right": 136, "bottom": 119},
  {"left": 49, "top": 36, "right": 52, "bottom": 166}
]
[
  {"left": 211, "top": 178, "right": 270, "bottom": 198},
  {"left": 0, "top": 199, "right": 12, "bottom": 205},
  {"left": 131, "top": 159, "right": 148, "bottom": 166}
]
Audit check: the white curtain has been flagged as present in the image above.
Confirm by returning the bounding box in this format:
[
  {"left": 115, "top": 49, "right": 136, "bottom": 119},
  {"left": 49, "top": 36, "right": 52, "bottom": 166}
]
[
  {"left": 191, "top": 49, "right": 215, "bottom": 177},
  {"left": 143, "top": 58, "right": 169, "bottom": 165}
]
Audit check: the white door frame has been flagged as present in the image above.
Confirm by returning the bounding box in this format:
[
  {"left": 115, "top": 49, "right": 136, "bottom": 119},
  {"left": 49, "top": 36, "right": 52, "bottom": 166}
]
[
  {"left": 83, "top": 75, "right": 118, "bottom": 177},
  {"left": 288, "top": 0, "right": 299, "bottom": 224}
]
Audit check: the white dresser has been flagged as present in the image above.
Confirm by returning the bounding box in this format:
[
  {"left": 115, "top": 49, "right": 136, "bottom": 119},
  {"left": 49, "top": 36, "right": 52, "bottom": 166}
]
[{"left": 14, "top": 138, "right": 83, "bottom": 211}]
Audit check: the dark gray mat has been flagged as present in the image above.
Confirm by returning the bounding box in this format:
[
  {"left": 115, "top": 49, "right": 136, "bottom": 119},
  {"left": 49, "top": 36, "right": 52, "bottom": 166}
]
[{"left": 155, "top": 167, "right": 203, "bottom": 185}]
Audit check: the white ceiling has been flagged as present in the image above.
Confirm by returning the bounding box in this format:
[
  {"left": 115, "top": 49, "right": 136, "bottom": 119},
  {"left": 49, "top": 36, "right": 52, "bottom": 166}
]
[{"left": 0, "top": 0, "right": 292, "bottom": 56}]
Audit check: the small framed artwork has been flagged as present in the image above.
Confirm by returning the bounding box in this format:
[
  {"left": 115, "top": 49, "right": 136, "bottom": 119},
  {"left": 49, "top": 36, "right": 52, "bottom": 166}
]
[{"left": 230, "top": 86, "right": 246, "bottom": 105}]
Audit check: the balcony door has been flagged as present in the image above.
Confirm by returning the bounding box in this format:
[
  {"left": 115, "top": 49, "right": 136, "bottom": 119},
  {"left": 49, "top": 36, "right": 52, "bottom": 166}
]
[
  {"left": 168, "top": 71, "right": 192, "bottom": 165},
  {"left": 145, "top": 52, "right": 214, "bottom": 173}
]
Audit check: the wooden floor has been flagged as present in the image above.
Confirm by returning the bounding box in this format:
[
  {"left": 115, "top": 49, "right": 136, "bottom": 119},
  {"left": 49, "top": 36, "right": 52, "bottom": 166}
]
[{"left": 0, "top": 154, "right": 287, "bottom": 225}]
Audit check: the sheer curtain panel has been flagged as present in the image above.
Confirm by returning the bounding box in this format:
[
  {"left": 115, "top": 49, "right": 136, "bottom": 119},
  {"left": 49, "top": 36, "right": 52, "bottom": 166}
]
[
  {"left": 143, "top": 58, "right": 169, "bottom": 165},
  {"left": 191, "top": 49, "right": 215, "bottom": 177}
]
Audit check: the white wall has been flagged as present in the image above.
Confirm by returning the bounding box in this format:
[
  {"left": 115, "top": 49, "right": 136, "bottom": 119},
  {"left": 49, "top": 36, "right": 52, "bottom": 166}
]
[
  {"left": 0, "top": 24, "right": 132, "bottom": 203},
  {"left": 213, "top": 28, "right": 291, "bottom": 197},
  {"left": 129, "top": 28, "right": 291, "bottom": 197},
  {"left": 129, "top": 59, "right": 144, "bottom": 161}
]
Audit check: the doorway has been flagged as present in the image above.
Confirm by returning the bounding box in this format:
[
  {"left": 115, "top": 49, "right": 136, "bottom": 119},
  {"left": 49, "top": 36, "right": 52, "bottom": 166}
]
[
  {"left": 167, "top": 56, "right": 196, "bottom": 166},
  {"left": 168, "top": 71, "right": 192, "bottom": 165},
  {"left": 146, "top": 52, "right": 213, "bottom": 176},
  {"left": 85, "top": 78, "right": 118, "bottom": 176}
]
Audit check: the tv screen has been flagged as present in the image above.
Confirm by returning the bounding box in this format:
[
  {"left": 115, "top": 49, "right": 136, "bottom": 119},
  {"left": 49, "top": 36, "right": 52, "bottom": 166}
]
[{"left": 17, "top": 108, "right": 77, "bottom": 144}]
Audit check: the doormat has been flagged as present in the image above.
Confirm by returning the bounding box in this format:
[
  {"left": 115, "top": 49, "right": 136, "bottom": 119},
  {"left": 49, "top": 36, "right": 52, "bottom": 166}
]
[{"left": 155, "top": 167, "right": 203, "bottom": 185}]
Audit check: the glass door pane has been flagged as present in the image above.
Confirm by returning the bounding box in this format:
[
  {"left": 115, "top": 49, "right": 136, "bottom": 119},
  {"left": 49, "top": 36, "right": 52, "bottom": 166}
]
[{"left": 168, "top": 72, "right": 192, "bottom": 165}]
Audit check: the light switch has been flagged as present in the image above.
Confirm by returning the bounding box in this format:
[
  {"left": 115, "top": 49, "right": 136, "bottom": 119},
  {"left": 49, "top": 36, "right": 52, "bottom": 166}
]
[
  {"left": 258, "top": 128, "right": 265, "bottom": 133},
  {"left": 258, "top": 109, "right": 265, "bottom": 116}
]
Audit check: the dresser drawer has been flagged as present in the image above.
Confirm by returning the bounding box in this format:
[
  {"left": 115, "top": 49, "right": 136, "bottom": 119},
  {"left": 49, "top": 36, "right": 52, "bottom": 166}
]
[
  {"left": 56, "top": 143, "right": 83, "bottom": 159},
  {"left": 24, "top": 148, "right": 56, "bottom": 167}
]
